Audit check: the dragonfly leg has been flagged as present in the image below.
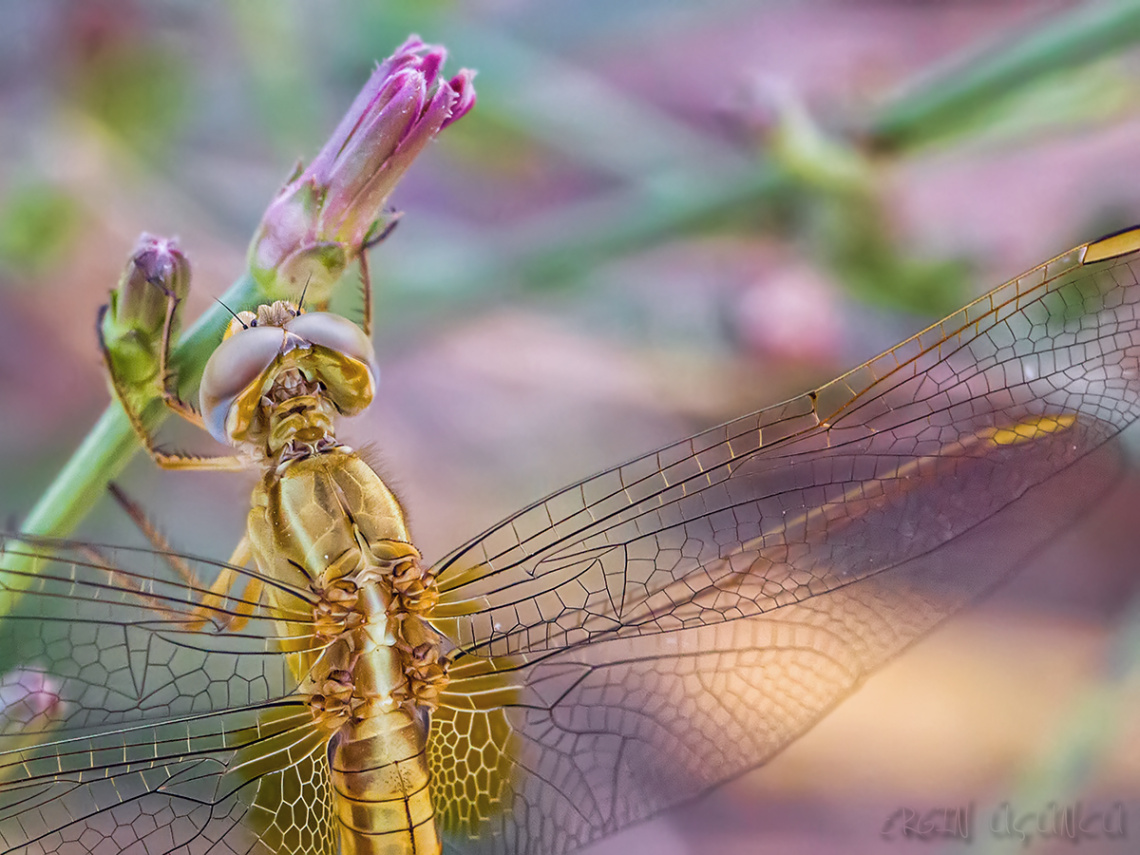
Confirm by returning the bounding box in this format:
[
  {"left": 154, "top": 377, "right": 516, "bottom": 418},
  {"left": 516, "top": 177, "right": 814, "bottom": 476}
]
[
  {"left": 107, "top": 484, "right": 264, "bottom": 631},
  {"left": 98, "top": 298, "right": 246, "bottom": 472},
  {"left": 184, "top": 535, "right": 264, "bottom": 633},
  {"left": 356, "top": 249, "right": 374, "bottom": 338},
  {"left": 354, "top": 218, "right": 399, "bottom": 338},
  {"left": 154, "top": 286, "right": 208, "bottom": 427}
]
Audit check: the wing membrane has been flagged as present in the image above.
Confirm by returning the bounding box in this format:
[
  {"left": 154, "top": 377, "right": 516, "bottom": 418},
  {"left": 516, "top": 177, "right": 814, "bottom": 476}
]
[
  {"left": 429, "top": 239, "right": 1140, "bottom": 853},
  {"left": 431, "top": 244, "right": 1138, "bottom": 651},
  {"left": 0, "top": 537, "right": 334, "bottom": 855}
]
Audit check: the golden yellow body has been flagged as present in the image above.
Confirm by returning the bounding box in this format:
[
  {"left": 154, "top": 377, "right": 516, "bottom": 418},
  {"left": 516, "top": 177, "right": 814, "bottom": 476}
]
[
  {"left": 249, "top": 450, "right": 442, "bottom": 855},
  {"left": 128, "top": 303, "right": 451, "bottom": 854}
]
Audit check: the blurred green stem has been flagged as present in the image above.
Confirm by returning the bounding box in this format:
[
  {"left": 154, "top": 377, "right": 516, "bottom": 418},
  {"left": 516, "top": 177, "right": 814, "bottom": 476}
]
[{"left": 868, "top": 0, "right": 1140, "bottom": 149}]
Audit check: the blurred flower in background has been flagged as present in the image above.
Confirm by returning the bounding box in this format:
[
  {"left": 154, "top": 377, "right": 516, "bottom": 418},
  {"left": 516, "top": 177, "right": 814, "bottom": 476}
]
[
  {"left": 0, "top": 669, "right": 64, "bottom": 733},
  {"left": 4, "top": 2, "right": 1140, "bottom": 853}
]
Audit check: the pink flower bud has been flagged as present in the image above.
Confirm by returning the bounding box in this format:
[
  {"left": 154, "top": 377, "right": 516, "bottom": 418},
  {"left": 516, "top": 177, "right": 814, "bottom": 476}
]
[
  {"left": 113, "top": 234, "right": 190, "bottom": 335},
  {"left": 249, "top": 36, "right": 476, "bottom": 298}
]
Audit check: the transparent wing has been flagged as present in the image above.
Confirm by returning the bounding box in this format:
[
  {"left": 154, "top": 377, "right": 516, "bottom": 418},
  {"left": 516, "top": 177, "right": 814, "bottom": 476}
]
[
  {"left": 427, "top": 233, "right": 1140, "bottom": 853},
  {"left": 0, "top": 537, "right": 335, "bottom": 855}
]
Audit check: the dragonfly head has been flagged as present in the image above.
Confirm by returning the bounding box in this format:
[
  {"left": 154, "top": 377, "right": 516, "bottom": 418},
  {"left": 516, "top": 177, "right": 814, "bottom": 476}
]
[{"left": 199, "top": 301, "right": 378, "bottom": 446}]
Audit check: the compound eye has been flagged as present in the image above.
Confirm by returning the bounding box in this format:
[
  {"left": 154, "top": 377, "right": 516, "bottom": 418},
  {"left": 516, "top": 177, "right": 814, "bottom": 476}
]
[
  {"left": 199, "top": 325, "right": 287, "bottom": 444},
  {"left": 284, "top": 312, "right": 377, "bottom": 416},
  {"left": 285, "top": 313, "right": 374, "bottom": 369}
]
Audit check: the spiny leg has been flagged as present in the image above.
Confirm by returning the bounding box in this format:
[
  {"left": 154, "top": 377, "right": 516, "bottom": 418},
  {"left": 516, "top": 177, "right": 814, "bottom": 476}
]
[
  {"left": 355, "top": 215, "right": 398, "bottom": 338},
  {"left": 154, "top": 283, "right": 207, "bottom": 426},
  {"left": 356, "top": 251, "right": 374, "bottom": 339},
  {"left": 98, "top": 278, "right": 244, "bottom": 472},
  {"left": 104, "top": 483, "right": 264, "bottom": 631}
]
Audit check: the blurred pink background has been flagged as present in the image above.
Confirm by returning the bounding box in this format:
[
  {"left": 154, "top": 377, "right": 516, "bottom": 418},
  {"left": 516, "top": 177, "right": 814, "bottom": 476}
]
[{"left": 3, "top": 1, "right": 1140, "bottom": 853}]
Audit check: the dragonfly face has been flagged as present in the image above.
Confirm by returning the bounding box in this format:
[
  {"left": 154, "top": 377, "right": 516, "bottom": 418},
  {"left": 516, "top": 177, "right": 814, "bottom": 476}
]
[
  {"left": 198, "top": 302, "right": 377, "bottom": 450},
  {"left": 1, "top": 225, "right": 1140, "bottom": 855}
]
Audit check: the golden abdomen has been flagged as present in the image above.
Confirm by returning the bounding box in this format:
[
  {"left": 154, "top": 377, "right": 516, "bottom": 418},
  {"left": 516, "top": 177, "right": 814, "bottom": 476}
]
[
  {"left": 329, "top": 706, "right": 439, "bottom": 855},
  {"left": 246, "top": 447, "right": 444, "bottom": 855}
]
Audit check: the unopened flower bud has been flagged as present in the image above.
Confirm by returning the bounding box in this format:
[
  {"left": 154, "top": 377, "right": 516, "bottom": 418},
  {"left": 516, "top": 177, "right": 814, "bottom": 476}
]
[
  {"left": 248, "top": 36, "right": 476, "bottom": 302},
  {"left": 100, "top": 233, "right": 189, "bottom": 394}
]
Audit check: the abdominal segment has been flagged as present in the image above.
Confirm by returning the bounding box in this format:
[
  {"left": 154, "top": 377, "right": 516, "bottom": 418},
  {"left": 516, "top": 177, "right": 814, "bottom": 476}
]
[{"left": 246, "top": 448, "right": 448, "bottom": 855}]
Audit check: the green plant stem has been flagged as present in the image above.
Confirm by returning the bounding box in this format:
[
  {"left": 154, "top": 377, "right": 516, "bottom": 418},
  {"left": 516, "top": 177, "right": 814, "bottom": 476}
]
[
  {"left": 868, "top": 0, "right": 1140, "bottom": 150},
  {"left": 0, "top": 272, "right": 268, "bottom": 616},
  {"left": 379, "top": 166, "right": 789, "bottom": 335}
]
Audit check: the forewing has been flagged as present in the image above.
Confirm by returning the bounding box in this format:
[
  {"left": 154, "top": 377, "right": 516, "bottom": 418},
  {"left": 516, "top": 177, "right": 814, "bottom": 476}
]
[
  {"left": 0, "top": 537, "right": 335, "bottom": 855},
  {"left": 428, "top": 234, "right": 1140, "bottom": 853}
]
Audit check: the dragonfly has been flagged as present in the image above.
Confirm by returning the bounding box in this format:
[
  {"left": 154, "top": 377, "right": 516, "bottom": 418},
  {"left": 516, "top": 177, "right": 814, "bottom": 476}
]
[{"left": 1, "top": 222, "right": 1140, "bottom": 855}]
